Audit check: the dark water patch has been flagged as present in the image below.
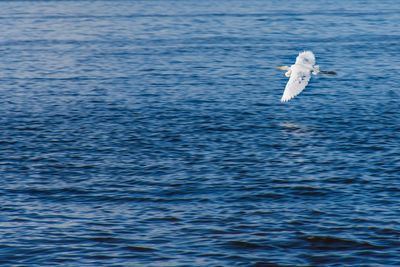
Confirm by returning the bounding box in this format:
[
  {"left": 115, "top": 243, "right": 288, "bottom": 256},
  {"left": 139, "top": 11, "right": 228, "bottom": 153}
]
[
  {"left": 237, "top": 192, "right": 286, "bottom": 201},
  {"left": 124, "top": 246, "right": 156, "bottom": 252},
  {"left": 147, "top": 216, "right": 181, "bottom": 222},
  {"left": 288, "top": 186, "right": 335, "bottom": 197},
  {"left": 253, "top": 262, "right": 295, "bottom": 267},
  {"left": 303, "top": 236, "right": 383, "bottom": 250},
  {"left": 90, "top": 254, "right": 115, "bottom": 260},
  {"left": 89, "top": 237, "right": 123, "bottom": 244},
  {"left": 225, "top": 240, "right": 274, "bottom": 250}
]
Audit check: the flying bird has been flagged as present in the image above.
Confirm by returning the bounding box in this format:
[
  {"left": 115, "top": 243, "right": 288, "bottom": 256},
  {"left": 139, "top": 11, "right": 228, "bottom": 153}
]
[{"left": 277, "top": 51, "right": 336, "bottom": 102}]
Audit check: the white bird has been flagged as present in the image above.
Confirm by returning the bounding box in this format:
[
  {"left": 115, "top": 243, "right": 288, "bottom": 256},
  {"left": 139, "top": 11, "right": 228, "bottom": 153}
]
[{"left": 277, "top": 51, "right": 336, "bottom": 102}]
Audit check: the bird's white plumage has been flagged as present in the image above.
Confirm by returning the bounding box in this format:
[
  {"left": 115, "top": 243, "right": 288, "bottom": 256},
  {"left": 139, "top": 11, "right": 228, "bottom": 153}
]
[
  {"left": 281, "top": 51, "right": 318, "bottom": 102},
  {"left": 295, "top": 51, "right": 315, "bottom": 66},
  {"left": 281, "top": 65, "right": 311, "bottom": 102}
]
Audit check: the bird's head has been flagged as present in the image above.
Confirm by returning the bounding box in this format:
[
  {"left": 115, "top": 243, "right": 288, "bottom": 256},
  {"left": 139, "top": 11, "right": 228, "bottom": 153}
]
[{"left": 295, "top": 51, "right": 316, "bottom": 66}]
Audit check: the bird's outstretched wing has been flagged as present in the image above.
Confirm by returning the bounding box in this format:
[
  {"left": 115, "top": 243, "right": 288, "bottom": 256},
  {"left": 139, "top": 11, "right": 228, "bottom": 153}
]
[{"left": 281, "top": 66, "right": 311, "bottom": 102}]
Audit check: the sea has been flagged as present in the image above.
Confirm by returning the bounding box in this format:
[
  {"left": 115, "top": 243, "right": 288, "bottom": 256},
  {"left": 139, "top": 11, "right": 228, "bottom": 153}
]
[{"left": 0, "top": 0, "right": 399, "bottom": 266}]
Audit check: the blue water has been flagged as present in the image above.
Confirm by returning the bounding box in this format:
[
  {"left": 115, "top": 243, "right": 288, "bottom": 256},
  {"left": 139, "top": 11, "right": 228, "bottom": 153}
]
[{"left": 1, "top": 0, "right": 400, "bottom": 266}]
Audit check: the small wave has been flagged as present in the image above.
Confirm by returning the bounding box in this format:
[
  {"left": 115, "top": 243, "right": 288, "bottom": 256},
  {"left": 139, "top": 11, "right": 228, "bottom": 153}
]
[
  {"left": 237, "top": 192, "right": 285, "bottom": 201},
  {"left": 253, "top": 262, "right": 291, "bottom": 267},
  {"left": 289, "top": 186, "right": 333, "bottom": 197},
  {"left": 226, "top": 240, "right": 273, "bottom": 250},
  {"left": 147, "top": 216, "right": 180, "bottom": 222},
  {"left": 125, "top": 246, "right": 156, "bottom": 252},
  {"left": 303, "top": 236, "right": 382, "bottom": 250},
  {"left": 90, "top": 237, "right": 122, "bottom": 244}
]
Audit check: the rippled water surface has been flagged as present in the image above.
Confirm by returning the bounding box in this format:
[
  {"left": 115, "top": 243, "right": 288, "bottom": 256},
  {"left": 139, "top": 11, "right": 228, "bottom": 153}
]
[{"left": 1, "top": 0, "right": 400, "bottom": 266}]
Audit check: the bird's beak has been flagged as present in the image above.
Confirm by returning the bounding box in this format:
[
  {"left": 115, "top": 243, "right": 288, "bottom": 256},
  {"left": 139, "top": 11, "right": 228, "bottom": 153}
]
[{"left": 276, "top": 66, "right": 287, "bottom": 71}]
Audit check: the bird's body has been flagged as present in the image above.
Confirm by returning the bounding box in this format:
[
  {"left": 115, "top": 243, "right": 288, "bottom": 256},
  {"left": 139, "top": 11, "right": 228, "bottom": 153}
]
[{"left": 278, "top": 51, "right": 335, "bottom": 102}]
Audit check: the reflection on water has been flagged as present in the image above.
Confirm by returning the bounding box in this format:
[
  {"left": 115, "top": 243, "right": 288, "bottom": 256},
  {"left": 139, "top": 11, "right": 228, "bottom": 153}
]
[{"left": 279, "top": 121, "right": 311, "bottom": 135}]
